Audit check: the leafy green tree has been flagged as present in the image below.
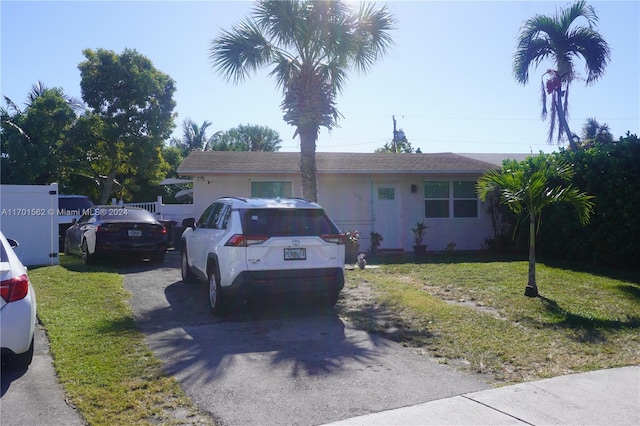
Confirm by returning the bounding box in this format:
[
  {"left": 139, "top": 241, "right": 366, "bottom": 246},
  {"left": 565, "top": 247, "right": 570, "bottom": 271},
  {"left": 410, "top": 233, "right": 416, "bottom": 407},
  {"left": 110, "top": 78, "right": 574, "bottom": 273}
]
[
  {"left": 210, "top": 0, "right": 395, "bottom": 201},
  {"left": 206, "top": 124, "right": 281, "bottom": 151},
  {"left": 78, "top": 48, "right": 176, "bottom": 203},
  {"left": 476, "top": 155, "right": 594, "bottom": 297},
  {"left": 374, "top": 131, "right": 413, "bottom": 153},
  {"left": 513, "top": 0, "right": 610, "bottom": 150},
  {"left": 537, "top": 133, "right": 640, "bottom": 268},
  {"left": 1, "top": 86, "right": 77, "bottom": 186}
]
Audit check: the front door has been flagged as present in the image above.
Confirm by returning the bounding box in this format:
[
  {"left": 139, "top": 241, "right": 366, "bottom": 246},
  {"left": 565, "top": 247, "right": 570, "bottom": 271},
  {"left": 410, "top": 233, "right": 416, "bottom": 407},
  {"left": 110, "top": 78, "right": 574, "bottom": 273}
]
[{"left": 373, "top": 183, "right": 402, "bottom": 249}]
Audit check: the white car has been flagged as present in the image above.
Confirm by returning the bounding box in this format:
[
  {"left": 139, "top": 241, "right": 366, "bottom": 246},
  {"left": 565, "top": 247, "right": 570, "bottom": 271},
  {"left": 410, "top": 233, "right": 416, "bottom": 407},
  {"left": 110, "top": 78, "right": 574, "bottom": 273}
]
[
  {"left": 0, "top": 231, "right": 37, "bottom": 368},
  {"left": 181, "top": 197, "right": 345, "bottom": 315}
]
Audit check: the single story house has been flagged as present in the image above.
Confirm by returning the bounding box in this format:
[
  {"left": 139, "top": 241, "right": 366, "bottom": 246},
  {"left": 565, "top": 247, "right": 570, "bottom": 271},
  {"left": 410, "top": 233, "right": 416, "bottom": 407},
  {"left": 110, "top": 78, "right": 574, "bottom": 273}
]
[{"left": 177, "top": 151, "right": 531, "bottom": 252}]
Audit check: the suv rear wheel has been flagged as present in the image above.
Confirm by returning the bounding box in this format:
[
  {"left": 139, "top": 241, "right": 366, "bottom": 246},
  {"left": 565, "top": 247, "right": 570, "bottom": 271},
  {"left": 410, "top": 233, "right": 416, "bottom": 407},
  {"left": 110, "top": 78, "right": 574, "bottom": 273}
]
[
  {"left": 325, "top": 290, "right": 340, "bottom": 307},
  {"left": 208, "top": 270, "right": 226, "bottom": 315}
]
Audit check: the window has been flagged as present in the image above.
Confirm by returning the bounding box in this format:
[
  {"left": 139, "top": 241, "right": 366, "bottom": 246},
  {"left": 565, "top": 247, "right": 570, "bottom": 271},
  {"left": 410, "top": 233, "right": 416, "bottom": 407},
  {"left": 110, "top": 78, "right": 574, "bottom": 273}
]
[
  {"left": 211, "top": 203, "right": 231, "bottom": 229},
  {"left": 424, "top": 181, "right": 449, "bottom": 218},
  {"left": 378, "top": 187, "right": 395, "bottom": 200},
  {"left": 251, "top": 181, "right": 293, "bottom": 198},
  {"left": 424, "top": 180, "right": 478, "bottom": 218},
  {"left": 197, "top": 203, "right": 217, "bottom": 228},
  {"left": 453, "top": 181, "right": 478, "bottom": 218}
]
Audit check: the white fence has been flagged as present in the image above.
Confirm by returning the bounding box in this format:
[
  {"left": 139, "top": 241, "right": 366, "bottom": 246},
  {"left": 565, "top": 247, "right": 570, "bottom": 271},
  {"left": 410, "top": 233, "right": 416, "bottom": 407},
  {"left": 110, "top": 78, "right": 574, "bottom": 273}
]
[
  {"left": 112, "top": 196, "right": 195, "bottom": 225},
  {"left": 112, "top": 196, "right": 195, "bottom": 246},
  {"left": 0, "top": 183, "right": 59, "bottom": 266}
]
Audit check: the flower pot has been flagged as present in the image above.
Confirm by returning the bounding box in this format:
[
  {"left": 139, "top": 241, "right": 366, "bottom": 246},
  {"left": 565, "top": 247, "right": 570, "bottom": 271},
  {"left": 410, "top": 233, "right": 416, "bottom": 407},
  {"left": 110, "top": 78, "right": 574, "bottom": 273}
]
[
  {"left": 345, "top": 245, "right": 361, "bottom": 263},
  {"left": 413, "top": 245, "right": 427, "bottom": 256}
]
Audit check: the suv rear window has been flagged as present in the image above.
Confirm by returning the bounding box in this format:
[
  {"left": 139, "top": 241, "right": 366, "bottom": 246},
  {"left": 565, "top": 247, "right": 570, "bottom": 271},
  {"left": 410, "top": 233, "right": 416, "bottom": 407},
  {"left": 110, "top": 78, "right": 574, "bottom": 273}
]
[{"left": 240, "top": 208, "right": 339, "bottom": 237}]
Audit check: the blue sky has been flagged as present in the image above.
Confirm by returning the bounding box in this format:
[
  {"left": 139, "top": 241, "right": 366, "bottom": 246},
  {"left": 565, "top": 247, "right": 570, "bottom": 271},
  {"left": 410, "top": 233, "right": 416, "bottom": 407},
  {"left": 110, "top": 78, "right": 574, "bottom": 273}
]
[{"left": 2, "top": 1, "right": 638, "bottom": 154}]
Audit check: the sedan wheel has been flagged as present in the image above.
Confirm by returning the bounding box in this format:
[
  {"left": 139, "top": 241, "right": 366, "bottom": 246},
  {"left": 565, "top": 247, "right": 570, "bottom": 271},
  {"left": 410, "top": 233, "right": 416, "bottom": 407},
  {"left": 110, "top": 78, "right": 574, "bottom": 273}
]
[
  {"left": 81, "top": 240, "right": 95, "bottom": 265},
  {"left": 208, "top": 271, "right": 226, "bottom": 315}
]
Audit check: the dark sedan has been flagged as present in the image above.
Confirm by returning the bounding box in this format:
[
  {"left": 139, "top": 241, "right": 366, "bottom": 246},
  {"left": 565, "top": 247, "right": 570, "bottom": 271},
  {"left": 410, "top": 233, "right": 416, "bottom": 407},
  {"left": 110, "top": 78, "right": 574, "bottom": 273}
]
[{"left": 64, "top": 206, "right": 168, "bottom": 265}]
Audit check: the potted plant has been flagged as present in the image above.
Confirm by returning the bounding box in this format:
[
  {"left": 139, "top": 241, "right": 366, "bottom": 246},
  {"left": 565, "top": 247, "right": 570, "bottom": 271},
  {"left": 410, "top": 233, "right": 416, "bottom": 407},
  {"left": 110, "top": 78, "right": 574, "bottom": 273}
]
[
  {"left": 344, "top": 230, "right": 361, "bottom": 263},
  {"left": 370, "top": 231, "right": 383, "bottom": 255},
  {"left": 411, "top": 221, "right": 428, "bottom": 256}
]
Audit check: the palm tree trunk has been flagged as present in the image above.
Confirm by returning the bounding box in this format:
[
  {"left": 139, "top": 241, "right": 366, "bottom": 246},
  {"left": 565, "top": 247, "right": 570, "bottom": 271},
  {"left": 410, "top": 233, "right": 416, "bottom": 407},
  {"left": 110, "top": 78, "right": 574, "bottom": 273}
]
[
  {"left": 298, "top": 125, "right": 318, "bottom": 202},
  {"left": 556, "top": 87, "right": 578, "bottom": 150},
  {"left": 525, "top": 213, "right": 539, "bottom": 297}
]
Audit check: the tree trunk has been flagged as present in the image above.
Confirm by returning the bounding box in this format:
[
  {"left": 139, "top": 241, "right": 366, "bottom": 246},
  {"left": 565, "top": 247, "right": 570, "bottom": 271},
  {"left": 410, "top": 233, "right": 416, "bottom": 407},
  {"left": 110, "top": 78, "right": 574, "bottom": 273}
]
[
  {"left": 298, "top": 125, "right": 318, "bottom": 202},
  {"left": 556, "top": 87, "right": 578, "bottom": 150},
  {"left": 525, "top": 213, "right": 539, "bottom": 297},
  {"left": 98, "top": 168, "right": 118, "bottom": 204}
]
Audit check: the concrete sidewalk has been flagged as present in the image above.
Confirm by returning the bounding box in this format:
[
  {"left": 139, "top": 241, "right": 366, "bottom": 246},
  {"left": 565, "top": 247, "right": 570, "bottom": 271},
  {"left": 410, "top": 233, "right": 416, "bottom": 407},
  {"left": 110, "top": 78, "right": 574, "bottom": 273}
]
[{"left": 326, "top": 365, "right": 640, "bottom": 426}]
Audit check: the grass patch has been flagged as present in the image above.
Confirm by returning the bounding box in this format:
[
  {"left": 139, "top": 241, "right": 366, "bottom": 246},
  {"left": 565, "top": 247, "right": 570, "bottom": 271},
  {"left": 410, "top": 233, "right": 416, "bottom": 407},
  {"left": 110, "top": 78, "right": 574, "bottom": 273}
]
[
  {"left": 340, "top": 258, "right": 640, "bottom": 384},
  {"left": 28, "top": 255, "right": 213, "bottom": 425}
]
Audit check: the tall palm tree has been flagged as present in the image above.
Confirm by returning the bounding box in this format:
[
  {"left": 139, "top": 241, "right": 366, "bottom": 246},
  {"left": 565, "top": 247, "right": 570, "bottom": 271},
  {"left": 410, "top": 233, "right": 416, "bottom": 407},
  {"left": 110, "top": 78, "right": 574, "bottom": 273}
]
[
  {"left": 513, "top": 0, "right": 610, "bottom": 150},
  {"left": 210, "top": 0, "right": 395, "bottom": 201},
  {"left": 476, "top": 156, "right": 594, "bottom": 297}
]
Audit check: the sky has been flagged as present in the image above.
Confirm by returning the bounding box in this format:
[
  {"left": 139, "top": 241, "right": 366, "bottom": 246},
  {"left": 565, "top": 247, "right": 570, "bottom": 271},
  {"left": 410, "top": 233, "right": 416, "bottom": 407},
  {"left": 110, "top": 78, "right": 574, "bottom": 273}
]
[{"left": 1, "top": 0, "right": 638, "bottom": 154}]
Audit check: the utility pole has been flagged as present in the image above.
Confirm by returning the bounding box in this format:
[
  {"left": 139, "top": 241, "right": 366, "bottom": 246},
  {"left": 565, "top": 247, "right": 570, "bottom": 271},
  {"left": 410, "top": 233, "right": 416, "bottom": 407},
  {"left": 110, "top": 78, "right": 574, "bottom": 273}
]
[
  {"left": 392, "top": 115, "right": 405, "bottom": 153},
  {"left": 392, "top": 115, "right": 398, "bottom": 153}
]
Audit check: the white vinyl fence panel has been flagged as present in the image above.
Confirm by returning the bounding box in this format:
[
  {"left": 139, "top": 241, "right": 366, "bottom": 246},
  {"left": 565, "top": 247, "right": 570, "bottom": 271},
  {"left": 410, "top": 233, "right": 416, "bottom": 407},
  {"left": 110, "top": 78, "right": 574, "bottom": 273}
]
[{"left": 0, "top": 183, "right": 59, "bottom": 266}]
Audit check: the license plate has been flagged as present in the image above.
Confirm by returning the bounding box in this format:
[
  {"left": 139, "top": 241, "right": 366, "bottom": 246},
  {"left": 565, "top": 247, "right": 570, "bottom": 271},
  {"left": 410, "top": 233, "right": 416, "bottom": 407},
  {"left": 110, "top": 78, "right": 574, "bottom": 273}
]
[
  {"left": 128, "top": 229, "right": 142, "bottom": 237},
  {"left": 284, "top": 248, "right": 306, "bottom": 260}
]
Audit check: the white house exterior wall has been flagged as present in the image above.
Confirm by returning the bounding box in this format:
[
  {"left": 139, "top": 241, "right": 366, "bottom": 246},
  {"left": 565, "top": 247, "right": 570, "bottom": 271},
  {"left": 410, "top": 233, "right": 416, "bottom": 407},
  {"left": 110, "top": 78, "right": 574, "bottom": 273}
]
[
  {"left": 188, "top": 172, "right": 494, "bottom": 252},
  {"left": 191, "top": 174, "right": 303, "bottom": 219},
  {"left": 319, "top": 174, "right": 494, "bottom": 252}
]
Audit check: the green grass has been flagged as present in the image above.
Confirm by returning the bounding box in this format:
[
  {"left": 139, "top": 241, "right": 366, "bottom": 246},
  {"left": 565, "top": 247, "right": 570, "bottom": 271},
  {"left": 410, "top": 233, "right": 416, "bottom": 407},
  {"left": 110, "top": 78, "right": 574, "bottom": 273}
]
[
  {"left": 340, "top": 257, "right": 640, "bottom": 384},
  {"left": 28, "top": 255, "right": 213, "bottom": 425},
  {"left": 27, "top": 253, "right": 640, "bottom": 423}
]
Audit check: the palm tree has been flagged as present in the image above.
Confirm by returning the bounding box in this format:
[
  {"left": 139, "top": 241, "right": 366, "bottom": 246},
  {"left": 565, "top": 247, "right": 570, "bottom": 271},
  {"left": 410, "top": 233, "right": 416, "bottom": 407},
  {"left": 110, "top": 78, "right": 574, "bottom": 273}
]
[
  {"left": 209, "top": 0, "right": 395, "bottom": 201},
  {"left": 476, "top": 156, "right": 594, "bottom": 297},
  {"left": 579, "top": 117, "right": 614, "bottom": 148},
  {"left": 172, "top": 118, "right": 214, "bottom": 155},
  {"left": 513, "top": 0, "right": 610, "bottom": 150},
  {"left": 2, "top": 81, "right": 83, "bottom": 139}
]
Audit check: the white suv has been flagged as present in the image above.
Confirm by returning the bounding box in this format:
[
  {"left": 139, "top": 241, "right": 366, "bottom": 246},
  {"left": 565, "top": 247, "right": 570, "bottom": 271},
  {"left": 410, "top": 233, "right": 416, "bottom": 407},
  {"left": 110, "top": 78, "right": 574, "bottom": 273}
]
[{"left": 180, "top": 197, "right": 345, "bottom": 314}]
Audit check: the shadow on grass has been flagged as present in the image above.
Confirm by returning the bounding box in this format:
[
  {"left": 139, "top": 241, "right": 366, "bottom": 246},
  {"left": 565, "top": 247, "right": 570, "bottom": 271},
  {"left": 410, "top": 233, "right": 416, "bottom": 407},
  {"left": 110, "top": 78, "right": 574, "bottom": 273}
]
[
  {"left": 335, "top": 301, "right": 434, "bottom": 346},
  {"left": 539, "top": 296, "right": 640, "bottom": 343},
  {"left": 58, "top": 253, "right": 166, "bottom": 274}
]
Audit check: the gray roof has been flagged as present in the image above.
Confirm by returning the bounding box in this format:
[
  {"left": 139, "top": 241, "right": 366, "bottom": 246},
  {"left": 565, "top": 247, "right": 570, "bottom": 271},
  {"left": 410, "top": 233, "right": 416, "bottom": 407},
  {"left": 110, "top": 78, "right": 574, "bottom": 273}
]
[
  {"left": 457, "top": 153, "right": 536, "bottom": 166},
  {"left": 177, "top": 151, "right": 503, "bottom": 175}
]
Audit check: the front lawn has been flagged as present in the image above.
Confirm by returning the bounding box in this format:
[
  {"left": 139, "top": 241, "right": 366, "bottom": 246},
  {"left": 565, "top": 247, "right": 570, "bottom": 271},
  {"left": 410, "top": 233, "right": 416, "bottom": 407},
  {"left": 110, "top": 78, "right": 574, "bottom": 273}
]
[
  {"left": 338, "top": 256, "right": 640, "bottom": 384},
  {"left": 28, "top": 255, "right": 213, "bottom": 425},
  {"left": 27, "top": 254, "right": 640, "bottom": 424}
]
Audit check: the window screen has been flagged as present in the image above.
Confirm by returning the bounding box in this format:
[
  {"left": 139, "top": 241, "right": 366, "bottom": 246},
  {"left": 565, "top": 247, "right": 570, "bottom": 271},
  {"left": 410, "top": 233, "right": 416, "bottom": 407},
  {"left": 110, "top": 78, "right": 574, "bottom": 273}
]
[{"left": 250, "top": 181, "right": 293, "bottom": 198}]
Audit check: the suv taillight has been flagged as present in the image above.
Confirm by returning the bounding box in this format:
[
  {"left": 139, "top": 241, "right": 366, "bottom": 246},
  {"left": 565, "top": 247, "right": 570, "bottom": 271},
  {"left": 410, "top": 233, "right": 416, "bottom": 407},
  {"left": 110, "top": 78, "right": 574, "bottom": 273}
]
[
  {"left": 0, "top": 274, "right": 29, "bottom": 303},
  {"left": 321, "top": 234, "right": 346, "bottom": 245},
  {"left": 225, "top": 234, "right": 270, "bottom": 247}
]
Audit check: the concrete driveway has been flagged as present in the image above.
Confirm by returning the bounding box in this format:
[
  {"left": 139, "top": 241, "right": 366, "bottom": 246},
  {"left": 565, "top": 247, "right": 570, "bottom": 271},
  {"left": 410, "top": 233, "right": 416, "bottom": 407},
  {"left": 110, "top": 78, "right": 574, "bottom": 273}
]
[
  {"left": 1, "top": 324, "right": 84, "bottom": 426},
  {"left": 122, "top": 252, "right": 491, "bottom": 425}
]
